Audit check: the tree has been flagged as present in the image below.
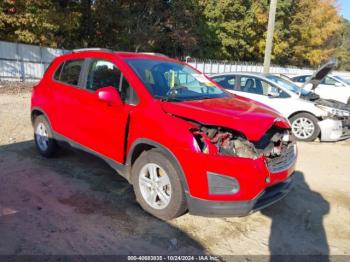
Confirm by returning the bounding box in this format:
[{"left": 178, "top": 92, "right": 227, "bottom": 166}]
[
  {"left": 335, "top": 19, "right": 350, "bottom": 70},
  {"left": 196, "top": 0, "right": 267, "bottom": 60},
  {"left": 287, "top": 0, "right": 343, "bottom": 66},
  {"left": 0, "top": 0, "right": 80, "bottom": 48},
  {"left": 195, "top": 0, "right": 345, "bottom": 67},
  {"left": 0, "top": 0, "right": 347, "bottom": 69}
]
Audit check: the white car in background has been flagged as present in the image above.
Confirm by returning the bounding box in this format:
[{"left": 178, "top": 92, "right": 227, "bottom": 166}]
[
  {"left": 211, "top": 73, "right": 350, "bottom": 142},
  {"left": 291, "top": 61, "right": 350, "bottom": 105}
]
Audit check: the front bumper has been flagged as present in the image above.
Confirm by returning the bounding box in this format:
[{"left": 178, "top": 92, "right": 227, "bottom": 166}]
[
  {"left": 187, "top": 174, "right": 294, "bottom": 217},
  {"left": 319, "top": 118, "right": 350, "bottom": 141},
  {"left": 175, "top": 142, "right": 296, "bottom": 217}
]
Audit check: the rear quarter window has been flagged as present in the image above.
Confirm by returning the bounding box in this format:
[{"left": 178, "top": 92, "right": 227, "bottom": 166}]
[{"left": 53, "top": 62, "right": 64, "bottom": 80}]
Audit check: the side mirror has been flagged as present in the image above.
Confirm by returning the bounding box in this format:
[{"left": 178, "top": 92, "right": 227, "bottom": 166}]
[
  {"left": 268, "top": 89, "right": 279, "bottom": 98},
  {"left": 96, "top": 86, "right": 123, "bottom": 107}
]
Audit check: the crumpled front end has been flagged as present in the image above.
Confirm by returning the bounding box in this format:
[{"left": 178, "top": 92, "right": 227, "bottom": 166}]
[
  {"left": 177, "top": 120, "right": 297, "bottom": 217},
  {"left": 319, "top": 117, "right": 350, "bottom": 141},
  {"left": 315, "top": 99, "right": 350, "bottom": 141}
]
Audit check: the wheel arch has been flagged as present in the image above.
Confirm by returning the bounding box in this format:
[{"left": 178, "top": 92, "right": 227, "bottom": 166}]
[
  {"left": 31, "top": 107, "right": 51, "bottom": 126},
  {"left": 288, "top": 110, "right": 321, "bottom": 121},
  {"left": 127, "top": 139, "right": 189, "bottom": 193}
]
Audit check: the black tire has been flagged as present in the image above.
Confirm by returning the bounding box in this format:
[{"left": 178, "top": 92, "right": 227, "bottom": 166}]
[
  {"left": 347, "top": 98, "right": 350, "bottom": 105},
  {"left": 34, "top": 115, "right": 58, "bottom": 157},
  {"left": 131, "top": 148, "right": 187, "bottom": 220},
  {"left": 289, "top": 113, "right": 320, "bottom": 142}
]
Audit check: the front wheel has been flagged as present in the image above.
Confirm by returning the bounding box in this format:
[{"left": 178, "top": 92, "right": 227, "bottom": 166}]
[
  {"left": 131, "top": 149, "right": 187, "bottom": 220},
  {"left": 289, "top": 113, "right": 320, "bottom": 142}
]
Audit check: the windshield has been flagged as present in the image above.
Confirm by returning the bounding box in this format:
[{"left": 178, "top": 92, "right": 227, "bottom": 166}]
[
  {"left": 266, "top": 75, "right": 309, "bottom": 96},
  {"left": 126, "top": 59, "right": 228, "bottom": 101},
  {"left": 333, "top": 75, "right": 350, "bottom": 85}
]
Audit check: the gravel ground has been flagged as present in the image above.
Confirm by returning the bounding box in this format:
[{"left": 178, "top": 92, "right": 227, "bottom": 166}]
[{"left": 0, "top": 83, "right": 349, "bottom": 257}]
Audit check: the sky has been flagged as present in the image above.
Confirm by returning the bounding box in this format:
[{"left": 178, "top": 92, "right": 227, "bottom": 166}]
[{"left": 338, "top": 0, "right": 350, "bottom": 21}]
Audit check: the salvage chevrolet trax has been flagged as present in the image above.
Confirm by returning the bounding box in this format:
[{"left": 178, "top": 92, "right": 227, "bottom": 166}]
[{"left": 31, "top": 49, "right": 297, "bottom": 220}]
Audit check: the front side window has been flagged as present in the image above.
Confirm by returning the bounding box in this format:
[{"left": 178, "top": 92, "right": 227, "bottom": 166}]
[
  {"left": 321, "top": 76, "right": 338, "bottom": 86},
  {"left": 267, "top": 75, "right": 308, "bottom": 96},
  {"left": 240, "top": 77, "right": 266, "bottom": 95},
  {"left": 126, "top": 59, "right": 228, "bottom": 101},
  {"left": 86, "top": 59, "right": 121, "bottom": 91},
  {"left": 85, "top": 59, "right": 139, "bottom": 104},
  {"left": 120, "top": 74, "right": 139, "bottom": 105},
  {"left": 59, "top": 59, "right": 84, "bottom": 86},
  {"left": 240, "top": 76, "right": 289, "bottom": 98},
  {"left": 212, "top": 76, "right": 236, "bottom": 90}
]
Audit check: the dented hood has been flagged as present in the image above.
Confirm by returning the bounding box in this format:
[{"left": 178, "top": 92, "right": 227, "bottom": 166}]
[{"left": 160, "top": 96, "right": 282, "bottom": 141}]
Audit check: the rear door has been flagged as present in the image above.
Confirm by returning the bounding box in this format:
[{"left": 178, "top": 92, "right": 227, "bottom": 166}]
[{"left": 51, "top": 58, "right": 86, "bottom": 141}]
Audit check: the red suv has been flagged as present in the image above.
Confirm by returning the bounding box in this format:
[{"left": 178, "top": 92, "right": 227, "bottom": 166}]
[{"left": 31, "top": 49, "right": 297, "bottom": 220}]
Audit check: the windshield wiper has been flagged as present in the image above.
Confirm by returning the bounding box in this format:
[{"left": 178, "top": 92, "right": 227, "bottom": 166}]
[{"left": 154, "top": 95, "right": 182, "bottom": 102}]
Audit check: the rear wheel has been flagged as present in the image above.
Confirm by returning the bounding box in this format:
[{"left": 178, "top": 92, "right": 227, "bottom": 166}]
[
  {"left": 34, "top": 115, "right": 58, "bottom": 157},
  {"left": 131, "top": 149, "right": 187, "bottom": 220},
  {"left": 290, "top": 113, "right": 320, "bottom": 142}
]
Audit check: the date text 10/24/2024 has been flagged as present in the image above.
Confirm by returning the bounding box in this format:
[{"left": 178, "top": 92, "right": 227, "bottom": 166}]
[{"left": 127, "top": 255, "right": 219, "bottom": 261}]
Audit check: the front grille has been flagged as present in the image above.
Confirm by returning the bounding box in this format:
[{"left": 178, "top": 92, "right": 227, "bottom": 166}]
[
  {"left": 341, "top": 117, "right": 350, "bottom": 127},
  {"left": 266, "top": 144, "right": 296, "bottom": 173},
  {"left": 340, "top": 117, "right": 350, "bottom": 138}
]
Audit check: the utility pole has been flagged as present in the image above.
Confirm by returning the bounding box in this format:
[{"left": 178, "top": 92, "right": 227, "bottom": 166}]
[{"left": 263, "top": 0, "right": 278, "bottom": 74}]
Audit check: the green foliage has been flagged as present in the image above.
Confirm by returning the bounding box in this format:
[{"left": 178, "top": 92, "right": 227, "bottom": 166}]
[
  {"left": 335, "top": 19, "right": 350, "bottom": 70},
  {"left": 0, "top": 0, "right": 348, "bottom": 69}
]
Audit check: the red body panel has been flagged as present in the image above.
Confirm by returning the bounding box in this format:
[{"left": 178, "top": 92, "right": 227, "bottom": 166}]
[
  {"left": 160, "top": 97, "right": 281, "bottom": 141},
  {"left": 31, "top": 51, "right": 296, "bottom": 204}
]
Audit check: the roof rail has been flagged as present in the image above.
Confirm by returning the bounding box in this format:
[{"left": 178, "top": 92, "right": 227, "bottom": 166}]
[
  {"left": 72, "top": 48, "right": 113, "bottom": 53},
  {"left": 138, "top": 52, "right": 168, "bottom": 57}
]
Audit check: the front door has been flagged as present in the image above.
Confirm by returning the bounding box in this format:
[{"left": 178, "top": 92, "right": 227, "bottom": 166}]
[{"left": 77, "top": 58, "right": 131, "bottom": 162}]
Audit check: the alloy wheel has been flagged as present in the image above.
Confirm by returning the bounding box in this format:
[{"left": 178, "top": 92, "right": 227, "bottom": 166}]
[
  {"left": 291, "top": 117, "right": 315, "bottom": 140},
  {"left": 138, "top": 163, "right": 172, "bottom": 210}
]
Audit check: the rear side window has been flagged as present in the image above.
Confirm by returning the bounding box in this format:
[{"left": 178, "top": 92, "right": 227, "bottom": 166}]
[
  {"left": 59, "top": 59, "right": 84, "bottom": 86},
  {"left": 295, "top": 76, "right": 311, "bottom": 83}
]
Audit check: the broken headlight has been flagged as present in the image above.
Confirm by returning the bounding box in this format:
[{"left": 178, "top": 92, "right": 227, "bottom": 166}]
[
  {"left": 190, "top": 126, "right": 259, "bottom": 158},
  {"left": 316, "top": 105, "right": 350, "bottom": 117},
  {"left": 190, "top": 125, "right": 294, "bottom": 160}
]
